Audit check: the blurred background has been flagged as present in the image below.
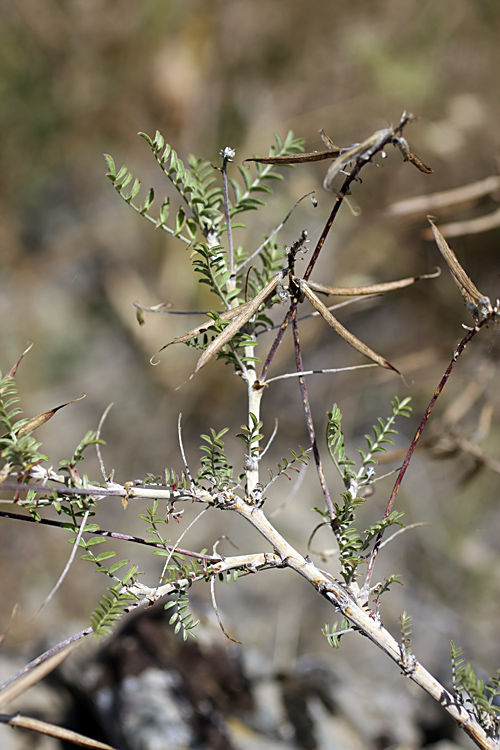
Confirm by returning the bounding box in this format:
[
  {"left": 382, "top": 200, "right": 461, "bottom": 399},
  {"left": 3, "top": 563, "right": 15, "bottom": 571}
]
[{"left": 1, "top": 1, "right": 500, "bottom": 747}]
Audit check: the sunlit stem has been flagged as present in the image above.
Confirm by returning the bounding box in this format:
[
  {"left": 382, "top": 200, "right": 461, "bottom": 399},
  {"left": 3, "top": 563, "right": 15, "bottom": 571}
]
[{"left": 243, "top": 338, "right": 263, "bottom": 497}]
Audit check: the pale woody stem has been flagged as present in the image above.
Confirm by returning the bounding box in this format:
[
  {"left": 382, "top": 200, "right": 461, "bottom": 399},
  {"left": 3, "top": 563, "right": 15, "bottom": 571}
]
[
  {"left": 232, "top": 498, "right": 498, "bottom": 750},
  {"left": 245, "top": 348, "right": 263, "bottom": 496}
]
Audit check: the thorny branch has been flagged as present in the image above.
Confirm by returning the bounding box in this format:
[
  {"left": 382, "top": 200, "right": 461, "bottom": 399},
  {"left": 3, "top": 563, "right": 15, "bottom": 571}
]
[
  {"left": 2, "top": 114, "right": 499, "bottom": 750},
  {"left": 0, "top": 474, "right": 498, "bottom": 749},
  {"left": 363, "top": 303, "right": 499, "bottom": 590}
]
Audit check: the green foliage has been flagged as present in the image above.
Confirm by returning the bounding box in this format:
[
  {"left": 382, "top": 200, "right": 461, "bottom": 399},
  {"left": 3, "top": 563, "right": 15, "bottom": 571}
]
[
  {"left": 236, "top": 412, "right": 264, "bottom": 456},
  {"left": 105, "top": 131, "right": 308, "bottom": 384},
  {"left": 313, "top": 489, "right": 405, "bottom": 585},
  {"left": 65, "top": 508, "right": 131, "bottom": 582},
  {"left": 486, "top": 673, "right": 500, "bottom": 728},
  {"left": 229, "top": 132, "right": 304, "bottom": 215},
  {"left": 139, "top": 502, "right": 212, "bottom": 589},
  {"left": 371, "top": 573, "right": 404, "bottom": 607},
  {"left": 192, "top": 245, "right": 231, "bottom": 302},
  {"left": 186, "top": 309, "right": 261, "bottom": 374},
  {"left": 241, "top": 238, "right": 287, "bottom": 297},
  {"left": 159, "top": 548, "right": 208, "bottom": 584},
  {"left": 0, "top": 373, "right": 48, "bottom": 471},
  {"left": 326, "top": 403, "right": 356, "bottom": 487},
  {"left": 237, "top": 412, "right": 266, "bottom": 487},
  {"left": 164, "top": 594, "right": 199, "bottom": 641},
  {"left": 105, "top": 131, "right": 303, "bottom": 353},
  {"left": 0, "top": 374, "right": 23, "bottom": 433},
  {"left": 56, "top": 497, "right": 95, "bottom": 524},
  {"left": 56, "top": 496, "right": 140, "bottom": 626},
  {"left": 399, "top": 611, "right": 413, "bottom": 659},
  {"left": 362, "top": 511, "right": 405, "bottom": 546},
  {"left": 78, "top": 535, "right": 117, "bottom": 568},
  {"left": 323, "top": 618, "right": 353, "bottom": 648},
  {"left": 321, "top": 400, "right": 409, "bottom": 584},
  {"left": 140, "top": 133, "right": 225, "bottom": 237},
  {"left": 451, "top": 640, "right": 465, "bottom": 695},
  {"left": 91, "top": 572, "right": 138, "bottom": 639},
  {"left": 138, "top": 499, "right": 168, "bottom": 548},
  {"left": 105, "top": 130, "right": 303, "bottom": 247},
  {"left": 138, "top": 469, "right": 190, "bottom": 493},
  {"left": 265, "top": 446, "right": 310, "bottom": 487},
  {"left": 103, "top": 149, "right": 203, "bottom": 244},
  {"left": 56, "top": 431, "right": 105, "bottom": 496},
  {"left": 218, "top": 567, "right": 244, "bottom": 584},
  {"left": 198, "top": 427, "right": 233, "bottom": 490},
  {"left": 356, "top": 396, "right": 412, "bottom": 481},
  {"left": 6, "top": 119, "right": 496, "bottom": 749},
  {"left": 459, "top": 664, "right": 500, "bottom": 734},
  {"left": 450, "top": 643, "right": 500, "bottom": 735},
  {"left": 59, "top": 430, "right": 105, "bottom": 472},
  {"left": 327, "top": 397, "right": 412, "bottom": 495},
  {"left": 329, "top": 492, "right": 366, "bottom": 583}
]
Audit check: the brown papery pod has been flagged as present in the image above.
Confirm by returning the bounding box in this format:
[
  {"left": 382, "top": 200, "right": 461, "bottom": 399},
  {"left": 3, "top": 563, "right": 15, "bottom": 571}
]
[
  {"left": 17, "top": 394, "right": 86, "bottom": 436},
  {"left": 301, "top": 282, "right": 399, "bottom": 373},
  {"left": 428, "top": 217, "right": 493, "bottom": 322},
  {"left": 0, "top": 343, "right": 34, "bottom": 395}
]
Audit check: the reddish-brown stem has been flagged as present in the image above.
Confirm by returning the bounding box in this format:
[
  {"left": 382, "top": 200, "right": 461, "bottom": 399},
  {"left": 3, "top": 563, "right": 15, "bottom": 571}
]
[
  {"left": 259, "top": 304, "right": 295, "bottom": 383},
  {"left": 364, "top": 311, "right": 497, "bottom": 589},
  {"left": 259, "top": 175, "right": 355, "bottom": 383},
  {"left": 303, "top": 183, "right": 351, "bottom": 282},
  {"left": 0, "top": 510, "right": 218, "bottom": 562},
  {"left": 292, "top": 308, "right": 335, "bottom": 519},
  {"left": 260, "top": 136, "right": 389, "bottom": 382}
]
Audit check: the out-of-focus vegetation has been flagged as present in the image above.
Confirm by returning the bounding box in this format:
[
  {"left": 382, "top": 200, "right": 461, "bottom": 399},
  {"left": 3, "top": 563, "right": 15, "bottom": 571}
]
[{"left": 1, "top": 1, "right": 500, "bottom": 741}]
